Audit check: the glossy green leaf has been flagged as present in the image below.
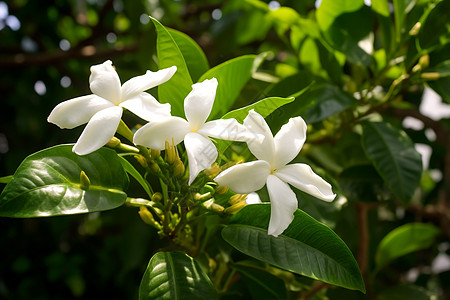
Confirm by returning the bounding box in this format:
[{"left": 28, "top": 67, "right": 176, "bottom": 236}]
[
  {"left": 361, "top": 122, "right": 423, "bottom": 205},
  {"left": 426, "top": 60, "right": 450, "bottom": 102},
  {"left": 118, "top": 156, "right": 152, "bottom": 198},
  {"left": 221, "top": 96, "right": 295, "bottom": 122},
  {"left": 167, "top": 28, "right": 209, "bottom": 82},
  {"left": 371, "top": 0, "right": 393, "bottom": 57},
  {"left": 377, "top": 285, "right": 436, "bottom": 300},
  {"left": 139, "top": 251, "right": 217, "bottom": 300},
  {"left": 199, "top": 55, "right": 259, "bottom": 119},
  {"left": 222, "top": 204, "right": 366, "bottom": 293},
  {"left": 418, "top": 0, "right": 450, "bottom": 51},
  {"left": 233, "top": 262, "right": 287, "bottom": 300},
  {"left": 0, "top": 175, "right": 12, "bottom": 184},
  {"left": 151, "top": 17, "right": 193, "bottom": 117},
  {"left": 375, "top": 223, "right": 440, "bottom": 270},
  {"left": 316, "top": 0, "right": 372, "bottom": 65},
  {"left": 0, "top": 145, "right": 129, "bottom": 218}
]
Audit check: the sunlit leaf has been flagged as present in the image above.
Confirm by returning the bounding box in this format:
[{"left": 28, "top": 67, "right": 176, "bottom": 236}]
[
  {"left": 199, "top": 55, "right": 260, "bottom": 119},
  {"left": 222, "top": 204, "right": 366, "bottom": 293},
  {"left": 316, "top": 0, "right": 373, "bottom": 65},
  {"left": 167, "top": 28, "right": 209, "bottom": 82},
  {"left": 139, "top": 251, "right": 217, "bottom": 300},
  {"left": 0, "top": 145, "right": 129, "bottom": 217},
  {"left": 361, "top": 122, "right": 423, "bottom": 205},
  {"left": 375, "top": 223, "right": 440, "bottom": 270},
  {"left": 151, "top": 17, "right": 193, "bottom": 117}
]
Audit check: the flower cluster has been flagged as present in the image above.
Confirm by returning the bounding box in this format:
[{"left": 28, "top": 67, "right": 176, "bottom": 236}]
[{"left": 48, "top": 60, "right": 335, "bottom": 236}]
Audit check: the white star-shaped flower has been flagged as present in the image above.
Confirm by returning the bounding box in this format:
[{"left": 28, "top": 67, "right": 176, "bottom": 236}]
[
  {"left": 47, "top": 60, "right": 176, "bottom": 155},
  {"left": 214, "top": 110, "right": 336, "bottom": 237},
  {"left": 133, "top": 78, "right": 260, "bottom": 185}
]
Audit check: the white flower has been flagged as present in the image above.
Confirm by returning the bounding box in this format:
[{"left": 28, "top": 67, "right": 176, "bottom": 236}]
[
  {"left": 47, "top": 60, "right": 176, "bottom": 155},
  {"left": 214, "top": 110, "right": 336, "bottom": 237},
  {"left": 133, "top": 78, "right": 260, "bottom": 185}
]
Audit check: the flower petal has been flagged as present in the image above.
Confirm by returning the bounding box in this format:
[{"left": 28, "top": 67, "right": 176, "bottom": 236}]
[
  {"left": 266, "top": 175, "right": 298, "bottom": 237},
  {"left": 89, "top": 60, "right": 122, "bottom": 105},
  {"left": 197, "top": 118, "right": 261, "bottom": 143},
  {"left": 273, "top": 116, "right": 307, "bottom": 169},
  {"left": 214, "top": 160, "right": 271, "bottom": 194},
  {"left": 120, "top": 92, "right": 171, "bottom": 121},
  {"left": 243, "top": 110, "right": 275, "bottom": 163},
  {"left": 184, "top": 78, "right": 218, "bottom": 131},
  {"left": 245, "top": 192, "right": 262, "bottom": 205},
  {"left": 121, "top": 66, "right": 177, "bottom": 100},
  {"left": 133, "top": 117, "right": 190, "bottom": 150},
  {"left": 72, "top": 106, "right": 123, "bottom": 155},
  {"left": 47, "top": 95, "right": 114, "bottom": 129},
  {"left": 184, "top": 132, "right": 218, "bottom": 185},
  {"left": 275, "top": 163, "right": 336, "bottom": 202}
]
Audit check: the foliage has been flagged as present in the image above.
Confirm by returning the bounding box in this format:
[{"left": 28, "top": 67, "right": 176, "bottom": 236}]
[{"left": 1, "top": 0, "right": 449, "bottom": 299}]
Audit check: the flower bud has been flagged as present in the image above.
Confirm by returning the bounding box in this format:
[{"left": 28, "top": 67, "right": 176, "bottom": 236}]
[
  {"left": 138, "top": 206, "right": 161, "bottom": 229},
  {"left": 106, "top": 137, "right": 121, "bottom": 148},
  {"left": 134, "top": 155, "right": 148, "bottom": 168},
  {"left": 224, "top": 200, "right": 246, "bottom": 214},
  {"left": 173, "top": 158, "right": 185, "bottom": 178},
  {"left": 79, "top": 171, "right": 90, "bottom": 190},
  {"left": 418, "top": 54, "right": 429, "bottom": 69},
  {"left": 204, "top": 163, "right": 221, "bottom": 178},
  {"left": 151, "top": 192, "right": 163, "bottom": 202},
  {"left": 409, "top": 22, "right": 421, "bottom": 36},
  {"left": 149, "top": 161, "right": 160, "bottom": 173},
  {"left": 215, "top": 185, "right": 228, "bottom": 194},
  {"left": 421, "top": 72, "right": 440, "bottom": 80},
  {"left": 202, "top": 199, "right": 224, "bottom": 213},
  {"left": 229, "top": 193, "right": 247, "bottom": 205},
  {"left": 194, "top": 192, "right": 212, "bottom": 202},
  {"left": 150, "top": 149, "right": 161, "bottom": 159},
  {"left": 164, "top": 140, "right": 177, "bottom": 164}
]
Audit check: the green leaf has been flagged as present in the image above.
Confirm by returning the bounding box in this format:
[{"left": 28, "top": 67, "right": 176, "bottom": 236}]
[
  {"left": 151, "top": 17, "right": 193, "bottom": 117},
  {"left": 199, "top": 55, "right": 259, "bottom": 119},
  {"left": 0, "top": 175, "right": 13, "bottom": 184},
  {"left": 316, "top": 0, "right": 373, "bottom": 65},
  {"left": 361, "top": 121, "right": 423, "bottom": 205},
  {"left": 222, "top": 204, "right": 366, "bottom": 293},
  {"left": 139, "top": 251, "right": 217, "bottom": 300},
  {"left": 221, "top": 96, "right": 295, "bottom": 123},
  {"left": 418, "top": 0, "right": 450, "bottom": 51},
  {"left": 426, "top": 60, "right": 450, "bottom": 102},
  {"left": 167, "top": 28, "right": 209, "bottom": 82},
  {"left": 118, "top": 156, "right": 152, "bottom": 198},
  {"left": 375, "top": 223, "right": 440, "bottom": 270},
  {"left": 371, "top": 0, "right": 393, "bottom": 57},
  {"left": 233, "top": 262, "right": 287, "bottom": 300},
  {"left": 0, "top": 145, "right": 129, "bottom": 218}
]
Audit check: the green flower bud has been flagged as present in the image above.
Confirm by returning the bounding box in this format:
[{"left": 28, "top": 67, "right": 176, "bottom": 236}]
[{"left": 79, "top": 171, "right": 90, "bottom": 190}]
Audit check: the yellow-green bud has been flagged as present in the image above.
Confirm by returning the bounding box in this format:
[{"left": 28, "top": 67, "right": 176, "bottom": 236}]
[
  {"left": 215, "top": 186, "right": 228, "bottom": 194},
  {"left": 195, "top": 192, "right": 212, "bottom": 202},
  {"left": 164, "top": 140, "right": 177, "bottom": 164},
  {"left": 224, "top": 201, "right": 246, "bottom": 214},
  {"left": 151, "top": 192, "right": 163, "bottom": 202},
  {"left": 149, "top": 161, "right": 160, "bottom": 173},
  {"left": 106, "top": 137, "right": 121, "bottom": 148},
  {"left": 202, "top": 199, "right": 224, "bottom": 212},
  {"left": 134, "top": 155, "right": 148, "bottom": 168},
  {"left": 204, "top": 163, "right": 221, "bottom": 178},
  {"left": 229, "top": 193, "right": 247, "bottom": 205},
  {"left": 79, "top": 171, "right": 90, "bottom": 190},
  {"left": 173, "top": 158, "right": 185, "bottom": 178},
  {"left": 138, "top": 206, "right": 161, "bottom": 229},
  {"left": 409, "top": 22, "right": 421, "bottom": 36},
  {"left": 421, "top": 72, "right": 440, "bottom": 80},
  {"left": 150, "top": 149, "right": 161, "bottom": 159},
  {"left": 418, "top": 54, "right": 430, "bottom": 69}
]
